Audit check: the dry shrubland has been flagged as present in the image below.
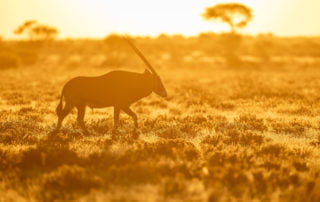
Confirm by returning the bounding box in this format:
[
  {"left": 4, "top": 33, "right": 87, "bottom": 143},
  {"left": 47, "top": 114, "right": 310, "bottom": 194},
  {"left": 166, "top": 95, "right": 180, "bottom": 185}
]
[{"left": 0, "top": 34, "right": 320, "bottom": 201}]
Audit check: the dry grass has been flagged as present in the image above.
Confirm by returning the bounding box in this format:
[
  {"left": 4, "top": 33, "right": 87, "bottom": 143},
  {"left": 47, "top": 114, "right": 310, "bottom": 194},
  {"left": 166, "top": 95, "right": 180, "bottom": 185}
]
[{"left": 1, "top": 36, "right": 320, "bottom": 201}]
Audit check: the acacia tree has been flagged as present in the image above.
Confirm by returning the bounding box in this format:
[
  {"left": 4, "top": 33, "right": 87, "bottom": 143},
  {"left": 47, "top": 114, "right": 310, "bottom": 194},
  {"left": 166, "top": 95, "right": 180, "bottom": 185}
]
[
  {"left": 201, "top": 3, "right": 253, "bottom": 67},
  {"left": 202, "top": 3, "right": 252, "bottom": 33},
  {"left": 14, "top": 20, "right": 58, "bottom": 41}
]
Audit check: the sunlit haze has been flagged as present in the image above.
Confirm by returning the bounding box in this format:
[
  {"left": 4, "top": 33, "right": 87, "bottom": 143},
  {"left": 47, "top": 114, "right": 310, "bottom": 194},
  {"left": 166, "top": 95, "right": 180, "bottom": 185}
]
[{"left": 0, "top": 0, "right": 320, "bottom": 38}]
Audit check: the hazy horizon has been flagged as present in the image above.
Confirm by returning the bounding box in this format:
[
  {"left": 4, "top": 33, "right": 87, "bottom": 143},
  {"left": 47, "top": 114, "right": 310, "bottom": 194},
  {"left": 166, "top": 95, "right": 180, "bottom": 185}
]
[{"left": 1, "top": 0, "right": 320, "bottom": 39}]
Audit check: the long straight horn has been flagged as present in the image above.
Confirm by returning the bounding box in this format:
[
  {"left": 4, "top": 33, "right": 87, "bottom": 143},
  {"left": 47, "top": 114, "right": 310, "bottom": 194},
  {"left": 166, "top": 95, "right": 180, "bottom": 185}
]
[{"left": 123, "top": 36, "right": 158, "bottom": 76}]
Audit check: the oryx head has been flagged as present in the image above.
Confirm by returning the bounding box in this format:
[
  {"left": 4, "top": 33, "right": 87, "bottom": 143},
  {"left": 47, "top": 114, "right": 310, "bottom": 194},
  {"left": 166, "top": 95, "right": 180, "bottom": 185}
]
[{"left": 124, "top": 36, "right": 167, "bottom": 98}]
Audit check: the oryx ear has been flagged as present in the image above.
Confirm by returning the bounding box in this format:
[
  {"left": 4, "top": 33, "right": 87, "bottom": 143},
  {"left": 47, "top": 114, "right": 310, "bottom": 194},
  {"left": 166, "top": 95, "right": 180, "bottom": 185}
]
[{"left": 144, "top": 69, "right": 151, "bottom": 74}]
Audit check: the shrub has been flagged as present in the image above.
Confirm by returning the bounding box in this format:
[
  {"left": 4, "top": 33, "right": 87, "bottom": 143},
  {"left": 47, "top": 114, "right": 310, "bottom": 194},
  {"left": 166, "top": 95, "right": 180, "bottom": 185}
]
[
  {"left": 235, "top": 114, "right": 267, "bottom": 132},
  {"left": 271, "top": 120, "right": 307, "bottom": 136},
  {"left": 0, "top": 52, "right": 21, "bottom": 69},
  {"left": 158, "top": 127, "right": 182, "bottom": 139},
  {"left": 16, "top": 49, "right": 38, "bottom": 65},
  {"left": 0, "top": 121, "right": 42, "bottom": 145},
  {"left": 39, "top": 165, "right": 102, "bottom": 201},
  {"left": 160, "top": 177, "right": 188, "bottom": 199}
]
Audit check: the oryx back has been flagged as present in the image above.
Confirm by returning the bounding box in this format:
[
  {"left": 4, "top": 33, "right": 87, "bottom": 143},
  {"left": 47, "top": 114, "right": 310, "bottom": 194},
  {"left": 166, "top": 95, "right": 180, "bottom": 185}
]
[{"left": 62, "top": 70, "right": 153, "bottom": 108}]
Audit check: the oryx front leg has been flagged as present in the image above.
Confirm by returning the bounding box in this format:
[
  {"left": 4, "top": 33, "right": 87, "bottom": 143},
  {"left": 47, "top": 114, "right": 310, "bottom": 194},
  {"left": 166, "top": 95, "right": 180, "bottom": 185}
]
[
  {"left": 122, "top": 107, "right": 138, "bottom": 128},
  {"left": 114, "top": 106, "right": 120, "bottom": 129},
  {"left": 76, "top": 104, "right": 88, "bottom": 134}
]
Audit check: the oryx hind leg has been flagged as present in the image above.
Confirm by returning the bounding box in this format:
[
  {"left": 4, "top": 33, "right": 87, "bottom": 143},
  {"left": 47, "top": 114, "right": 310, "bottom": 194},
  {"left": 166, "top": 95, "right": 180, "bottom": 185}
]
[
  {"left": 56, "top": 102, "right": 74, "bottom": 130},
  {"left": 121, "top": 107, "right": 138, "bottom": 128},
  {"left": 76, "top": 104, "right": 88, "bottom": 134}
]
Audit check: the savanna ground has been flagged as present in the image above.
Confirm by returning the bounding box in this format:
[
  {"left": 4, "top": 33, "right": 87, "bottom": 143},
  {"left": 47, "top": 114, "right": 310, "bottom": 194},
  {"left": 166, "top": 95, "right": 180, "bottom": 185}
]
[{"left": 1, "top": 34, "right": 320, "bottom": 201}]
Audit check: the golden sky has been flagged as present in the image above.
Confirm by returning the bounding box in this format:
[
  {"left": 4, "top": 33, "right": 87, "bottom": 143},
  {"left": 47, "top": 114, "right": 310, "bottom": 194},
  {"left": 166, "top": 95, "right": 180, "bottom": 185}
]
[{"left": 0, "top": 0, "right": 319, "bottom": 39}]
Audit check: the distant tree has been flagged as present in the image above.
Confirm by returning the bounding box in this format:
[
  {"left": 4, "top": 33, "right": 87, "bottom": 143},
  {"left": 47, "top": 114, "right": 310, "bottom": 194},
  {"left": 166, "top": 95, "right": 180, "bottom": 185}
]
[
  {"left": 103, "top": 33, "right": 130, "bottom": 67},
  {"left": 201, "top": 3, "right": 253, "bottom": 67},
  {"left": 14, "top": 20, "right": 58, "bottom": 41},
  {"left": 104, "top": 33, "right": 124, "bottom": 49},
  {"left": 29, "top": 25, "right": 58, "bottom": 40},
  {"left": 202, "top": 3, "right": 252, "bottom": 33},
  {"left": 13, "top": 20, "right": 37, "bottom": 35}
]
